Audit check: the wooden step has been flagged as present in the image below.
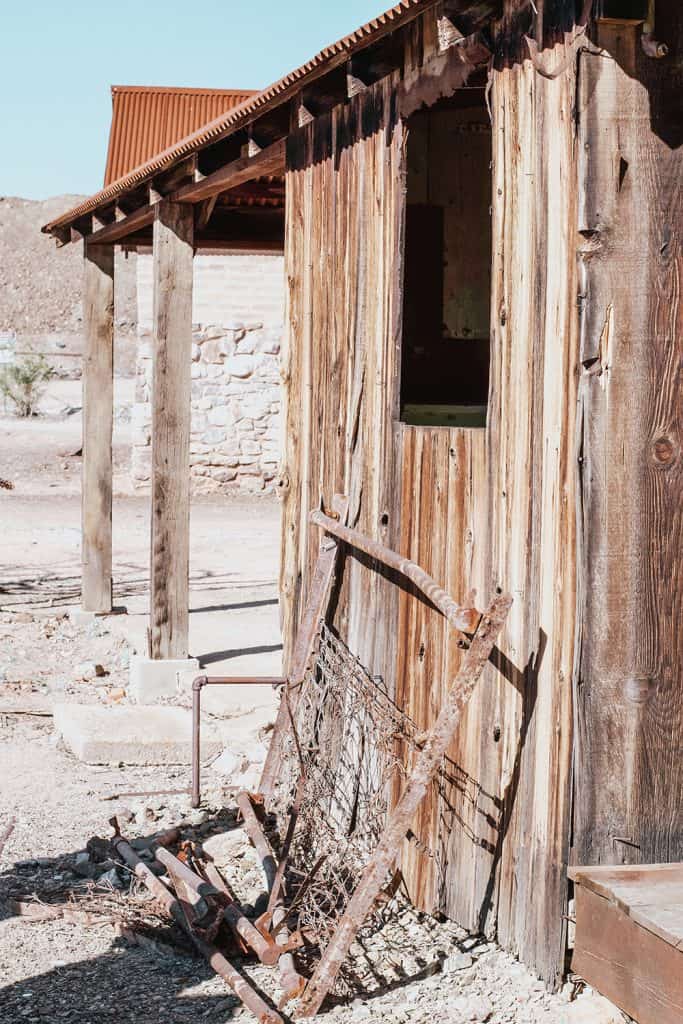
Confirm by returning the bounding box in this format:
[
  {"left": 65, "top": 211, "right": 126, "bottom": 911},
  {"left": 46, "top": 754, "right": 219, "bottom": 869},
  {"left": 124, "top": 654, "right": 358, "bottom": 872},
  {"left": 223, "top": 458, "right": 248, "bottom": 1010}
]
[{"left": 568, "top": 862, "right": 683, "bottom": 1024}]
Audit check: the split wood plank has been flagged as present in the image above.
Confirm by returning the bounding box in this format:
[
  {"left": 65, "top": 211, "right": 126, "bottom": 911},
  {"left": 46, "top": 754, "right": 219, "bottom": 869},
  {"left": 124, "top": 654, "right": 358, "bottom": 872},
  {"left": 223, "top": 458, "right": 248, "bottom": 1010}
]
[
  {"left": 150, "top": 200, "right": 193, "bottom": 660},
  {"left": 82, "top": 243, "right": 114, "bottom": 613}
]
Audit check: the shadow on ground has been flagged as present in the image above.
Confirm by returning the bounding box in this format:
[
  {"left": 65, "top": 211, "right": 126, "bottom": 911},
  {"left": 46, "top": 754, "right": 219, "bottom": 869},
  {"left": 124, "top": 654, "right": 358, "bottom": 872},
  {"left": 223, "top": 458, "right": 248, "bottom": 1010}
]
[{"left": 0, "top": 940, "right": 245, "bottom": 1023}]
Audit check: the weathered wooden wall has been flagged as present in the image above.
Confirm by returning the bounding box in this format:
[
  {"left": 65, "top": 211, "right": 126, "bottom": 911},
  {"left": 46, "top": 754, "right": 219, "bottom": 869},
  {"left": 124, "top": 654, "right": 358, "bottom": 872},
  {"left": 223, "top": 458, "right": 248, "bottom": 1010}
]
[
  {"left": 280, "top": 30, "right": 580, "bottom": 986},
  {"left": 279, "top": 72, "right": 405, "bottom": 693},
  {"left": 279, "top": 3, "right": 681, "bottom": 990},
  {"left": 574, "top": 18, "right": 683, "bottom": 870},
  {"left": 394, "top": 49, "right": 579, "bottom": 987}
]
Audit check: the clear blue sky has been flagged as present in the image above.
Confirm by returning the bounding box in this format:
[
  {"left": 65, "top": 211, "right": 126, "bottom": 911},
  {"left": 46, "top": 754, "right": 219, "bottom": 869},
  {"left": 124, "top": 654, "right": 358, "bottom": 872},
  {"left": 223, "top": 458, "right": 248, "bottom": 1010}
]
[{"left": 0, "top": 0, "right": 386, "bottom": 200}]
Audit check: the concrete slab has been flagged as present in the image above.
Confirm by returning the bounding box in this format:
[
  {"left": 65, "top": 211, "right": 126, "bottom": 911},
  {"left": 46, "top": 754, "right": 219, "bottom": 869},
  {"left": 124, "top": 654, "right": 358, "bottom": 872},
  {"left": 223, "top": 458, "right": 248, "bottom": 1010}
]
[
  {"left": 129, "top": 656, "right": 200, "bottom": 703},
  {"left": 53, "top": 703, "right": 225, "bottom": 765}
]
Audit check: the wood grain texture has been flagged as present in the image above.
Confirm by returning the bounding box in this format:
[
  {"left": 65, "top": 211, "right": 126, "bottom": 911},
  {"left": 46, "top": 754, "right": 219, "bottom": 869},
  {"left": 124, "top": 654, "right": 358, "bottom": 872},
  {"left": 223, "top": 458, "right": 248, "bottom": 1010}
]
[
  {"left": 82, "top": 243, "right": 114, "bottom": 614},
  {"left": 150, "top": 200, "right": 194, "bottom": 660},
  {"left": 279, "top": 73, "right": 405, "bottom": 687},
  {"left": 574, "top": 40, "right": 683, "bottom": 869},
  {"left": 572, "top": 885, "right": 683, "bottom": 1024},
  {"left": 279, "top": 42, "right": 580, "bottom": 988}
]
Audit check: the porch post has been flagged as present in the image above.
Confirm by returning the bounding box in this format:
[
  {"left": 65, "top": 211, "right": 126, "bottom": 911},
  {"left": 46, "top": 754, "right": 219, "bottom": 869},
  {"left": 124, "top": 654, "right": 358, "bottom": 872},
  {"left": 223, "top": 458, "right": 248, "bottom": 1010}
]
[
  {"left": 150, "top": 200, "right": 194, "bottom": 659},
  {"left": 82, "top": 242, "right": 114, "bottom": 614}
]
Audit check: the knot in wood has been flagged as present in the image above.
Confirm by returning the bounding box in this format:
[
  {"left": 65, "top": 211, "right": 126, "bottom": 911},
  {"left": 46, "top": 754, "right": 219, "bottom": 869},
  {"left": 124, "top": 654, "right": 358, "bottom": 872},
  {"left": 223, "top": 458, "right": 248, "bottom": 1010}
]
[{"left": 650, "top": 436, "right": 678, "bottom": 469}]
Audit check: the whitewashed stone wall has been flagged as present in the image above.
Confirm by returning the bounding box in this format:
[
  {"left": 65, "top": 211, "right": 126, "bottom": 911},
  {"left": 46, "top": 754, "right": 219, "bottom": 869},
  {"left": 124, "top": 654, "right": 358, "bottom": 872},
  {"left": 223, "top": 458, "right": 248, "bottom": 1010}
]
[{"left": 131, "top": 253, "right": 284, "bottom": 494}]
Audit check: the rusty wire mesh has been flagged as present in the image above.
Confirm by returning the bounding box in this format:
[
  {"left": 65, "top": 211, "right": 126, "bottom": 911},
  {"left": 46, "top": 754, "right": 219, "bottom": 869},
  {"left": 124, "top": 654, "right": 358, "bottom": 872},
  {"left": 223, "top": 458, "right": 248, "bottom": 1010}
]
[{"left": 269, "top": 624, "right": 428, "bottom": 953}]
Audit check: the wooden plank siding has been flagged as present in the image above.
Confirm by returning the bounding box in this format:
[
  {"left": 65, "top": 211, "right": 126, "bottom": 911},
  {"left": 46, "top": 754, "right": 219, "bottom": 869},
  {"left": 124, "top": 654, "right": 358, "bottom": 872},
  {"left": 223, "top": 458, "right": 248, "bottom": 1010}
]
[
  {"left": 279, "top": 72, "right": 405, "bottom": 693},
  {"left": 573, "top": 28, "right": 683, "bottom": 869},
  {"left": 280, "top": 38, "right": 580, "bottom": 987}
]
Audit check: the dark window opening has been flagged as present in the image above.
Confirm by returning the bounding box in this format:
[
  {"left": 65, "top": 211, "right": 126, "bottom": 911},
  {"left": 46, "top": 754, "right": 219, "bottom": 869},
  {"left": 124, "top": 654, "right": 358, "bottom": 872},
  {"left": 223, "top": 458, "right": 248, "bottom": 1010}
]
[{"left": 400, "top": 90, "right": 492, "bottom": 428}]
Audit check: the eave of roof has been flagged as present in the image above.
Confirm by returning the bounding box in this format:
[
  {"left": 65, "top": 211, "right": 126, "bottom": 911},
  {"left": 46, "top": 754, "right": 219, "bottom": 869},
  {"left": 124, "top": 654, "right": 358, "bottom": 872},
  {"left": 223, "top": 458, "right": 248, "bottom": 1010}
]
[{"left": 43, "top": 0, "right": 436, "bottom": 236}]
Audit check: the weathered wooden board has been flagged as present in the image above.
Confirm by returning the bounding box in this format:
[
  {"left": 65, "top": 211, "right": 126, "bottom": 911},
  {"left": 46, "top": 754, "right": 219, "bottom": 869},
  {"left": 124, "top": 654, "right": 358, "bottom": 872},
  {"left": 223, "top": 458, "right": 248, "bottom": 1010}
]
[
  {"left": 571, "top": 880, "right": 683, "bottom": 1024},
  {"left": 573, "top": 37, "right": 683, "bottom": 868},
  {"left": 82, "top": 243, "right": 114, "bottom": 614},
  {"left": 279, "top": 72, "right": 405, "bottom": 694},
  {"left": 150, "top": 200, "right": 194, "bottom": 660}
]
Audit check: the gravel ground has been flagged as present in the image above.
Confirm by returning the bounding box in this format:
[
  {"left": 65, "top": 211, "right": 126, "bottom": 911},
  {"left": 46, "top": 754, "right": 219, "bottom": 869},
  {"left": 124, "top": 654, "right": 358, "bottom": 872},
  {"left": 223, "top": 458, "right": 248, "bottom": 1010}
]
[{"left": 0, "top": 708, "right": 626, "bottom": 1024}]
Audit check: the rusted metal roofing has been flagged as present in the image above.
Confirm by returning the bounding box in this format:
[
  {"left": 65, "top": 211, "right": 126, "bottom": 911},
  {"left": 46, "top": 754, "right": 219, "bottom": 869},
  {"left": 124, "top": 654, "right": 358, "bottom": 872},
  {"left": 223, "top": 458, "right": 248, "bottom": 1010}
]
[
  {"left": 104, "top": 86, "right": 257, "bottom": 185},
  {"left": 43, "top": 0, "right": 436, "bottom": 236}
]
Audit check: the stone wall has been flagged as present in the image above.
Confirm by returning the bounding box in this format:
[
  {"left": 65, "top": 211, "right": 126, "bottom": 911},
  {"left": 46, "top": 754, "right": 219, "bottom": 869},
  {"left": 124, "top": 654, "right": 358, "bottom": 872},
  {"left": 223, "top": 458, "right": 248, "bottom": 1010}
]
[{"left": 131, "top": 252, "right": 284, "bottom": 494}]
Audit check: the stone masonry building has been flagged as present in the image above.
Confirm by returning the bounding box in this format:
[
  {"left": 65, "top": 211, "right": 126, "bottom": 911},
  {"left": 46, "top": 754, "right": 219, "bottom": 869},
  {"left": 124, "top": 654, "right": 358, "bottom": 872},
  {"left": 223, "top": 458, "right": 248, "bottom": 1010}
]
[{"left": 132, "top": 251, "right": 284, "bottom": 493}]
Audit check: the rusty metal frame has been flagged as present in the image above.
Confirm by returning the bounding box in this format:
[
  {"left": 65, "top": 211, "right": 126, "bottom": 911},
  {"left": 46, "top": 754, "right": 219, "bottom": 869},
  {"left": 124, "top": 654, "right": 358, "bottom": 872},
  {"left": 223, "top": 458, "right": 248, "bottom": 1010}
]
[
  {"left": 295, "top": 589, "right": 512, "bottom": 1015},
  {"left": 178, "top": 492, "right": 512, "bottom": 1018}
]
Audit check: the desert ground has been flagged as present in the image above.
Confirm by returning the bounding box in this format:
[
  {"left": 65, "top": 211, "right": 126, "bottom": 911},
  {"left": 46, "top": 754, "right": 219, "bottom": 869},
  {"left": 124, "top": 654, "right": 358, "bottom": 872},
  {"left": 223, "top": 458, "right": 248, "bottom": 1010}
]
[{"left": 0, "top": 382, "right": 622, "bottom": 1023}]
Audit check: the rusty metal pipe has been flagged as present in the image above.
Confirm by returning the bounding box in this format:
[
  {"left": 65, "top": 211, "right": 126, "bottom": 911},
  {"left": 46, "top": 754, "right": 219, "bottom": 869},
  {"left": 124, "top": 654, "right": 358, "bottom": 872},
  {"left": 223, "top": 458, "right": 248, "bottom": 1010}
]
[
  {"left": 112, "top": 834, "right": 192, "bottom": 928},
  {"left": 236, "top": 792, "right": 278, "bottom": 892},
  {"left": 155, "top": 847, "right": 280, "bottom": 966},
  {"left": 273, "top": 905, "right": 306, "bottom": 1004},
  {"left": 235, "top": 793, "right": 305, "bottom": 1001},
  {"left": 191, "top": 675, "right": 285, "bottom": 808},
  {"left": 114, "top": 832, "right": 282, "bottom": 1023},
  {"left": 194, "top": 933, "right": 284, "bottom": 1024},
  {"left": 310, "top": 509, "right": 480, "bottom": 634}
]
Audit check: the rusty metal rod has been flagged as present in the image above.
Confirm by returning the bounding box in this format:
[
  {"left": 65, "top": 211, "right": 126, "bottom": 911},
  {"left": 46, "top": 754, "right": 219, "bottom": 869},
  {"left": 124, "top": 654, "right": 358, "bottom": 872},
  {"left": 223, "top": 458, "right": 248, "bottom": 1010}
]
[
  {"left": 296, "top": 591, "right": 513, "bottom": 1017},
  {"left": 235, "top": 795, "right": 306, "bottom": 1003},
  {"left": 310, "top": 509, "right": 480, "bottom": 634},
  {"left": 155, "top": 847, "right": 281, "bottom": 966},
  {"left": 236, "top": 792, "right": 278, "bottom": 892},
  {"left": 273, "top": 905, "right": 306, "bottom": 1005},
  {"left": 192, "top": 675, "right": 285, "bottom": 809},
  {"left": 195, "top": 933, "right": 283, "bottom": 1024},
  {"left": 114, "top": 832, "right": 283, "bottom": 1023},
  {"left": 164, "top": 858, "right": 284, "bottom": 1024}
]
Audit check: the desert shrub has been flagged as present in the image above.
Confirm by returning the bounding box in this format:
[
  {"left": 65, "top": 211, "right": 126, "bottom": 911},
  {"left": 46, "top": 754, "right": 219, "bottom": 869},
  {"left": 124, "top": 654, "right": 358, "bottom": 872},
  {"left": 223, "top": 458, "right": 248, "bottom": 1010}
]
[{"left": 0, "top": 354, "right": 54, "bottom": 417}]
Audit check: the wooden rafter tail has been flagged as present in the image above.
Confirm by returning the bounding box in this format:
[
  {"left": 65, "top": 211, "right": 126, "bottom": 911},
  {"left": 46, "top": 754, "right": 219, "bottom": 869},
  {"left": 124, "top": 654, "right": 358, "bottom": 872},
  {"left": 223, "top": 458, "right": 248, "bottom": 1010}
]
[
  {"left": 259, "top": 494, "right": 349, "bottom": 802},
  {"left": 295, "top": 589, "right": 513, "bottom": 1018}
]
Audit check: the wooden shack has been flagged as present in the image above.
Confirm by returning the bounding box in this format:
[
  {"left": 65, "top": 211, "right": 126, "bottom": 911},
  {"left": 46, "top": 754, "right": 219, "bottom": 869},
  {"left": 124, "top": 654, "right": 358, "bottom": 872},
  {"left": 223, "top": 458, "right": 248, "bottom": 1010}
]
[{"left": 43, "top": 0, "right": 682, "bottom": 991}]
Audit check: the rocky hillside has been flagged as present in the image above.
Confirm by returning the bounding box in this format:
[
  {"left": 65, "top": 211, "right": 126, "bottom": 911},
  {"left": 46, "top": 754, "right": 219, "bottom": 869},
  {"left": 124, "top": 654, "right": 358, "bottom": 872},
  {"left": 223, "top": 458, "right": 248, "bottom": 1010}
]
[{"left": 0, "top": 195, "right": 137, "bottom": 375}]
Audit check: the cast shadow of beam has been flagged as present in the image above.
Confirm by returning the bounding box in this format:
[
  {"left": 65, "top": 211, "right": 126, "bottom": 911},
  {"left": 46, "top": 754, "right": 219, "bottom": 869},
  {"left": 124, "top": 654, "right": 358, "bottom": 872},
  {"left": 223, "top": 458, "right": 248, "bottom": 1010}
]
[{"left": 198, "top": 643, "right": 283, "bottom": 667}]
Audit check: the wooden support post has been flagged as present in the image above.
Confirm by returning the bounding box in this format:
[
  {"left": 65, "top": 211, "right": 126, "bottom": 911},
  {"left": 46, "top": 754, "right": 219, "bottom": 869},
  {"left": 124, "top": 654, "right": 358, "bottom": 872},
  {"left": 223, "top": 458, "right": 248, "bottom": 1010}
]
[
  {"left": 82, "top": 243, "right": 114, "bottom": 613},
  {"left": 150, "top": 200, "right": 194, "bottom": 660}
]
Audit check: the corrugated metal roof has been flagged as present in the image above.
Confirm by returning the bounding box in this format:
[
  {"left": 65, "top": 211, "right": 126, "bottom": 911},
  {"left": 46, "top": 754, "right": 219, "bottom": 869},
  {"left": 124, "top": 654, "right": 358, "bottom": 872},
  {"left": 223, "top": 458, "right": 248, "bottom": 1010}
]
[
  {"left": 104, "top": 86, "right": 257, "bottom": 185},
  {"left": 44, "top": 0, "right": 434, "bottom": 235}
]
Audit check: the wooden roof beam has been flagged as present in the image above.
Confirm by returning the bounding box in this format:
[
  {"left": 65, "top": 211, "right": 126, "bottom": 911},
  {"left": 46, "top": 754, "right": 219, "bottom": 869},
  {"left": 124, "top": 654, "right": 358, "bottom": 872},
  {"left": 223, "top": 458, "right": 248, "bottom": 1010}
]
[
  {"left": 170, "top": 138, "right": 287, "bottom": 205},
  {"left": 87, "top": 203, "right": 155, "bottom": 245}
]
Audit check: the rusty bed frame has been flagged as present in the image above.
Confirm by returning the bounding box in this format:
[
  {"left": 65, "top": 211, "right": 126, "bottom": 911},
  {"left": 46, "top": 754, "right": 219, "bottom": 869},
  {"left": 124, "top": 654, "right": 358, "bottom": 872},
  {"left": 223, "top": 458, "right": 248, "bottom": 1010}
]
[{"left": 185, "top": 493, "right": 512, "bottom": 1019}]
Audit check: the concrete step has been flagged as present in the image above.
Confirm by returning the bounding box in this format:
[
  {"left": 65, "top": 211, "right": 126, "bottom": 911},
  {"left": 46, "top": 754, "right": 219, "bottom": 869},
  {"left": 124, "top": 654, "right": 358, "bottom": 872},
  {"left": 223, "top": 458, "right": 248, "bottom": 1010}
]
[{"left": 53, "top": 702, "right": 227, "bottom": 766}]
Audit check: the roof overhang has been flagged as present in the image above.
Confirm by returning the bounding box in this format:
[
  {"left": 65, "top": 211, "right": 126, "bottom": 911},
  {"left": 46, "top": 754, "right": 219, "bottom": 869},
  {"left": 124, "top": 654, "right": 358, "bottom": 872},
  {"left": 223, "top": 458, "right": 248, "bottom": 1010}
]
[{"left": 43, "top": 0, "right": 503, "bottom": 248}]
